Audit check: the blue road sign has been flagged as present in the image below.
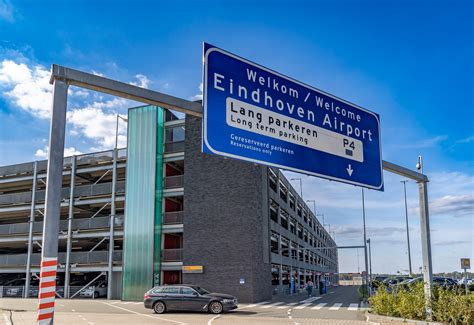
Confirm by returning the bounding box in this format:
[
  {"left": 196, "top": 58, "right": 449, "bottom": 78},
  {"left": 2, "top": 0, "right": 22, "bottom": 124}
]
[{"left": 202, "top": 43, "right": 383, "bottom": 190}]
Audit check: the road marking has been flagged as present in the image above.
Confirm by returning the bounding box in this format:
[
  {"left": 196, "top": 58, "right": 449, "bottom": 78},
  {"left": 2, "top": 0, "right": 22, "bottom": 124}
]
[
  {"left": 294, "top": 302, "right": 312, "bottom": 309},
  {"left": 243, "top": 301, "right": 270, "bottom": 308},
  {"left": 133, "top": 302, "right": 142, "bottom": 305},
  {"left": 207, "top": 314, "right": 221, "bottom": 325},
  {"left": 122, "top": 302, "right": 134, "bottom": 304},
  {"left": 299, "top": 296, "right": 320, "bottom": 303},
  {"left": 329, "top": 303, "right": 343, "bottom": 310},
  {"left": 348, "top": 303, "right": 359, "bottom": 311},
  {"left": 3, "top": 314, "right": 12, "bottom": 325},
  {"left": 71, "top": 309, "right": 76, "bottom": 312},
  {"left": 277, "top": 302, "right": 298, "bottom": 309},
  {"left": 100, "top": 302, "right": 187, "bottom": 325},
  {"left": 260, "top": 302, "right": 284, "bottom": 308},
  {"left": 311, "top": 303, "right": 327, "bottom": 310}
]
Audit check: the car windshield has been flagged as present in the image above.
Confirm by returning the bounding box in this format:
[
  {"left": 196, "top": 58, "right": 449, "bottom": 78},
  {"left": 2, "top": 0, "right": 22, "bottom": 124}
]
[{"left": 193, "top": 286, "right": 210, "bottom": 295}]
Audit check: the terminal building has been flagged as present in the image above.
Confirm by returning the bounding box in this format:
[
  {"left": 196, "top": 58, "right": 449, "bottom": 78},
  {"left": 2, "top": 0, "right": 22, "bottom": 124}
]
[{"left": 0, "top": 105, "right": 338, "bottom": 302}]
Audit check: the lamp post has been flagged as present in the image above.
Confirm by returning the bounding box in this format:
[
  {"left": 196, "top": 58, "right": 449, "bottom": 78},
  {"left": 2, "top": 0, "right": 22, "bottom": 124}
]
[
  {"left": 290, "top": 178, "right": 303, "bottom": 199},
  {"left": 306, "top": 199, "right": 316, "bottom": 215},
  {"left": 401, "top": 180, "right": 413, "bottom": 276},
  {"left": 316, "top": 213, "right": 325, "bottom": 226},
  {"left": 115, "top": 114, "right": 128, "bottom": 149},
  {"left": 367, "top": 238, "right": 372, "bottom": 283}
]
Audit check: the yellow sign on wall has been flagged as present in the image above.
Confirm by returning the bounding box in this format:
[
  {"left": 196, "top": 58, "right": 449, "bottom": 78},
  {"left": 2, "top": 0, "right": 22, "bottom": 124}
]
[{"left": 182, "top": 265, "right": 204, "bottom": 273}]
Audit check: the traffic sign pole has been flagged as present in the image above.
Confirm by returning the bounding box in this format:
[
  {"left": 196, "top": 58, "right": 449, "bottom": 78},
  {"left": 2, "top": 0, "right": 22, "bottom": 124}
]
[
  {"left": 418, "top": 180, "right": 433, "bottom": 319},
  {"left": 38, "top": 79, "right": 69, "bottom": 324},
  {"left": 46, "top": 61, "right": 435, "bottom": 320}
]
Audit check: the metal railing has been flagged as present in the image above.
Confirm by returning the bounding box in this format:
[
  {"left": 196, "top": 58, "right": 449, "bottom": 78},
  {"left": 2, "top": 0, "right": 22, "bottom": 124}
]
[
  {"left": 164, "top": 175, "right": 184, "bottom": 189},
  {"left": 164, "top": 141, "right": 185, "bottom": 153},
  {"left": 161, "top": 248, "right": 183, "bottom": 262},
  {"left": 163, "top": 211, "right": 183, "bottom": 224}
]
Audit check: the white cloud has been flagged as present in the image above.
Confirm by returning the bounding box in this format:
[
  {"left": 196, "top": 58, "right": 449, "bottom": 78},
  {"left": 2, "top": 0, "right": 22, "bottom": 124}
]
[
  {"left": 189, "top": 82, "right": 203, "bottom": 101},
  {"left": 129, "top": 74, "right": 151, "bottom": 88},
  {"left": 0, "top": 56, "right": 149, "bottom": 151},
  {"left": 426, "top": 194, "right": 473, "bottom": 217},
  {"left": 0, "top": 0, "right": 14, "bottom": 22},
  {"left": 455, "top": 135, "right": 474, "bottom": 144},
  {"left": 396, "top": 135, "right": 448, "bottom": 148},
  {"left": 0, "top": 60, "right": 51, "bottom": 119},
  {"left": 35, "top": 146, "right": 83, "bottom": 159}
]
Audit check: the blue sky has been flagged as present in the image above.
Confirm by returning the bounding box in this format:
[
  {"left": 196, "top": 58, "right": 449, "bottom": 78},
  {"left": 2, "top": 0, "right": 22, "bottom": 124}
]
[{"left": 0, "top": 0, "right": 472, "bottom": 274}]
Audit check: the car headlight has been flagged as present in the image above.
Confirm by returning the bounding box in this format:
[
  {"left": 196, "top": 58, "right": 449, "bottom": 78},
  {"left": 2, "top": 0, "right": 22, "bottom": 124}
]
[{"left": 222, "top": 299, "right": 234, "bottom": 303}]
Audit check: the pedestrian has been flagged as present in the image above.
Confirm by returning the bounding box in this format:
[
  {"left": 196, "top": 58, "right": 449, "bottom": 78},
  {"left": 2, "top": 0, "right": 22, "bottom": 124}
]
[{"left": 306, "top": 279, "right": 314, "bottom": 297}]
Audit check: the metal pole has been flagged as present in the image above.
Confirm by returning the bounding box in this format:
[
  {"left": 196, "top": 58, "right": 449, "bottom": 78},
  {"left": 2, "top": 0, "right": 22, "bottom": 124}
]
[
  {"left": 64, "top": 156, "right": 76, "bottom": 299},
  {"left": 361, "top": 189, "right": 370, "bottom": 298},
  {"left": 279, "top": 234, "right": 283, "bottom": 295},
  {"left": 299, "top": 179, "right": 303, "bottom": 199},
  {"left": 464, "top": 268, "right": 468, "bottom": 295},
  {"left": 38, "top": 79, "right": 68, "bottom": 324},
  {"left": 367, "top": 239, "right": 372, "bottom": 284},
  {"left": 418, "top": 180, "right": 433, "bottom": 319},
  {"left": 107, "top": 148, "right": 117, "bottom": 300},
  {"left": 401, "top": 180, "right": 413, "bottom": 275},
  {"left": 115, "top": 114, "right": 119, "bottom": 150},
  {"left": 25, "top": 161, "right": 38, "bottom": 298}
]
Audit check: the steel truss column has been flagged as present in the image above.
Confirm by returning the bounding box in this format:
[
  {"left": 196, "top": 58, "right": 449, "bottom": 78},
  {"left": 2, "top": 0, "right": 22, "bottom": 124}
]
[
  {"left": 65, "top": 156, "right": 76, "bottom": 299},
  {"left": 25, "top": 161, "right": 38, "bottom": 298},
  {"left": 107, "top": 148, "right": 117, "bottom": 300}
]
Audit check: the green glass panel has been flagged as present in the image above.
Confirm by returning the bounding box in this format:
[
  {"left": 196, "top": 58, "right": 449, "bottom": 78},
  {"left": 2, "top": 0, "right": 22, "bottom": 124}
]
[
  {"left": 154, "top": 108, "right": 164, "bottom": 286},
  {"left": 122, "top": 105, "right": 162, "bottom": 301}
]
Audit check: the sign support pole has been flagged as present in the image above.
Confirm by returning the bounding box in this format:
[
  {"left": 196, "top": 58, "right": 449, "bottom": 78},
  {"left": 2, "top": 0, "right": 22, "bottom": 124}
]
[
  {"left": 45, "top": 64, "right": 434, "bottom": 320},
  {"left": 38, "top": 79, "right": 68, "bottom": 324},
  {"left": 417, "top": 180, "right": 433, "bottom": 319}
]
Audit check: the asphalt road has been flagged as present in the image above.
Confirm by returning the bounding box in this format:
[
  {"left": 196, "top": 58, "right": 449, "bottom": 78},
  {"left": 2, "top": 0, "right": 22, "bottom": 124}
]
[{"left": 0, "top": 285, "right": 368, "bottom": 325}]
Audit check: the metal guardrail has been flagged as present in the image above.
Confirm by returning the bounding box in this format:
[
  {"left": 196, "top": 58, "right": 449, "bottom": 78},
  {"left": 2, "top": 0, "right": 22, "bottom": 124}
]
[
  {"left": 0, "top": 285, "right": 104, "bottom": 299},
  {"left": 0, "top": 251, "right": 123, "bottom": 265},
  {"left": 161, "top": 248, "right": 183, "bottom": 262},
  {"left": 164, "top": 175, "right": 184, "bottom": 189},
  {"left": 164, "top": 141, "right": 185, "bottom": 153},
  {"left": 163, "top": 211, "right": 183, "bottom": 224}
]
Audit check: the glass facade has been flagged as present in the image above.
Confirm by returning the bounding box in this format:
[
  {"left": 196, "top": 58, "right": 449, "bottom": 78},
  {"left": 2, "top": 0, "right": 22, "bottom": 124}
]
[{"left": 122, "top": 106, "right": 164, "bottom": 300}]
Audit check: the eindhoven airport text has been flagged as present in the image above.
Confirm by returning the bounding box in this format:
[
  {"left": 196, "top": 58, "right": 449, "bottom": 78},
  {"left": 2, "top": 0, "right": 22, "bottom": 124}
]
[{"left": 213, "top": 70, "right": 375, "bottom": 143}]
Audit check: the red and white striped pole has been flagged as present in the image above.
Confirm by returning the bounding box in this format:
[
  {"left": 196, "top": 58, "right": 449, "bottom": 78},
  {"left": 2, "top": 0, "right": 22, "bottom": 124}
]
[
  {"left": 37, "top": 257, "right": 58, "bottom": 324},
  {"left": 37, "top": 78, "right": 69, "bottom": 324}
]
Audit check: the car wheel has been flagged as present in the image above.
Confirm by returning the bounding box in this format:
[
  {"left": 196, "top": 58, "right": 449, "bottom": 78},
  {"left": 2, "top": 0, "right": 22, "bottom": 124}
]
[
  {"left": 209, "top": 301, "right": 223, "bottom": 314},
  {"left": 94, "top": 292, "right": 99, "bottom": 299},
  {"left": 153, "top": 301, "right": 166, "bottom": 314}
]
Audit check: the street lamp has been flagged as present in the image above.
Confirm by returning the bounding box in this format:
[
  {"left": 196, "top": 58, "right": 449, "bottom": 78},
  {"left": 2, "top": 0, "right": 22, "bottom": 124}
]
[
  {"left": 115, "top": 114, "right": 128, "bottom": 149},
  {"left": 290, "top": 178, "right": 303, "bottom": 199},
  {"left": 316, "top": 213, "right": 325, "bottom": 225},
  {"left": 401, "top": 180, "right": 413, "bottom": 276},
  {"left": 367, "top": 238, "right": 372, "bottom": 282},
  {"left": 306, "top": 199, "right": 316, "bottom": 215}
]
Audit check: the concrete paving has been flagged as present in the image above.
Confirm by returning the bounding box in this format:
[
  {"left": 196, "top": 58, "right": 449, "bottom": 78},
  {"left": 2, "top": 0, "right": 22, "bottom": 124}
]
[{"left": 0, "top": 285, "right": 371, "bottom": 325}]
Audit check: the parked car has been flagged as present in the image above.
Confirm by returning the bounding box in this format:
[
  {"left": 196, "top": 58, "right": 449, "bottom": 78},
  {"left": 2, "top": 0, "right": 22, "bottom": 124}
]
[
  {"left": 2, "top": 277, "right": 39, "bottom": 297},
  {"left": 395, "top": 276, "right": 459, "bottom": 290},
  {"left": 384, "top": 276, "right": 412, "bottom": 287},
  {"left": 144, "top": 285, "right": 238, "bottom": 314},
  {"left": 458, "top": 277, "right": 473, "bottom": 285},
  {"left": 79, "top": 280, "right": 107, "bottom": 298}
]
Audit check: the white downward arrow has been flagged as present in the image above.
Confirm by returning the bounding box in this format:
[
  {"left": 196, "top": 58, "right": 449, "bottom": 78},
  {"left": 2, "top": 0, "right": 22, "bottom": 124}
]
[{"left": 346, "top": 164, "right": 354, "bottom": 176}]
